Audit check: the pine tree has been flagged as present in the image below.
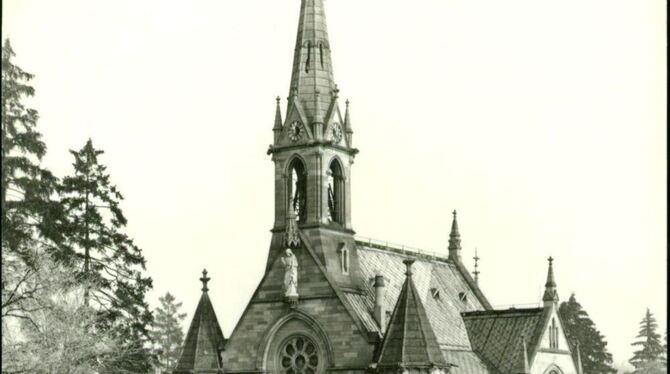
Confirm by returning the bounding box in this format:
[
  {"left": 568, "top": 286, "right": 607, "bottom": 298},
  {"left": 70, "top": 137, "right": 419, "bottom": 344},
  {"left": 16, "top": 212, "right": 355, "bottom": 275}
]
[
  {"left": 59, "top": 139, "right": 154, "bottom": 371},
  {"left": 629, "top": 309, "right": 665, "bottom": 371},
  {"left": 1, "top": 39, "right": 64, "bottom": 258},
  {"left": 1, "top": 39, "right": 66, "bottom": 327},
  {"left": 152, "top": 292, "right": 187, "bottom": 371},
  {"left": 559, "top": 293, "right": 617, "bottom": 374}
]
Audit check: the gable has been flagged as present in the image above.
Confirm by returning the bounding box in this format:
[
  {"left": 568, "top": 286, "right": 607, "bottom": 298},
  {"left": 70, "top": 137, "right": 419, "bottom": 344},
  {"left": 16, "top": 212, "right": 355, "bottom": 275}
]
[{"left": 537, "top": 308, "right": 571, "bottom": 352}]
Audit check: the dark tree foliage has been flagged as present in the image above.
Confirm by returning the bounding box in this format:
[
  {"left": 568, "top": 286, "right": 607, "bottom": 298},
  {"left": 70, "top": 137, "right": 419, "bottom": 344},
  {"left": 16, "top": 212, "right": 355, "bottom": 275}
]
[
  {"left": 1, "top": 39, "right": 67, "bottom": 328},
  {"left": 559, "top": 293, "right": 617, "bottom": 374},
  {"left": 629, "top": 309, "right": 665, "bottom": 372},
  {"left": 59, "top": 139, "right": 154, "bottom": 372},
  {"left": 151, "top": 292, "right": 187, "bottom": 371},
  {"left": 1, "top": 39, "right": 64, "bottom": 259}
]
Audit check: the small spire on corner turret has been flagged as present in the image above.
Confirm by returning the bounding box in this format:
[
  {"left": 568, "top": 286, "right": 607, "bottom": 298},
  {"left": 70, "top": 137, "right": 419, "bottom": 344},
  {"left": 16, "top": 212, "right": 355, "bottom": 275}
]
[
  {"left": 448, "top": 210, "right": 462, "bottom": 262},
  {"left": 542, "top": 257, "right": 559, "bottom": 305},
  {"left": 273, "top": 96, "right": 283, "bottom": 131}
]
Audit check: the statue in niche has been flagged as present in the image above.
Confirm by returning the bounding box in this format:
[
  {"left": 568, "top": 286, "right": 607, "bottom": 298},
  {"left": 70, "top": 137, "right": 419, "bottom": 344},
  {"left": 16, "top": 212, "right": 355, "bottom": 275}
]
[{"left": 281, "top": 248, "right": 299, "bottom": 297}]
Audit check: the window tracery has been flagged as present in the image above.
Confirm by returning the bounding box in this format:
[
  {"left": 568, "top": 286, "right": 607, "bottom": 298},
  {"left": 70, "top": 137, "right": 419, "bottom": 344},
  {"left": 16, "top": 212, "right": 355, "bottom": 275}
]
[{"left": 279, "top": 336, "right": 319, "bottom": 374}]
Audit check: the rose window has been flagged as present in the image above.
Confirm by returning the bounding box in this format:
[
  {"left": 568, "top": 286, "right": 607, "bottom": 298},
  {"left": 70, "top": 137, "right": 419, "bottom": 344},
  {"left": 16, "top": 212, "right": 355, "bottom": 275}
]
[{"left": 279, "top": 336, "right": 319, "bottom": 374}]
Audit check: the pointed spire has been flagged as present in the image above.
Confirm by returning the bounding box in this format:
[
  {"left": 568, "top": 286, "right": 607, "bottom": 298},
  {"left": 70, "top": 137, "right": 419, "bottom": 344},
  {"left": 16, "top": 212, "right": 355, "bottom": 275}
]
[
  {"left": 448, "top": 210, "right": 462, "bottom": 262},
  {"left": 175, "top": 271, "right": 226, "bottom": 373},
  {"left": 344, "top": 99, "right": 352, "bottom": 132},
  {"left": 542, "top": 257, "right": 559, "bottom": 305},
  {"left": 273, "top": 96, "right": 283, "bottom": 131},
  {"left": 376, "top": 258, "right": 449, "bottom": 372},
  {"left": 289, "top": 0, "right": 337, "bottom": 124}
]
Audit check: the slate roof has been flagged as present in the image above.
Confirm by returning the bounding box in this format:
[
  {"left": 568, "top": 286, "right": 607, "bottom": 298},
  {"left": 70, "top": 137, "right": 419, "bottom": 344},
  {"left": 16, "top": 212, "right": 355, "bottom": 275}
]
[
  {"left": 377, "top": 259, "right": 449, "bottom": 369},
  {"left": 175, "top": 284, "right": 226, "bottom": 373},
  {"left": 349, "top": 240, "right": 493, "bottom": 374},
  {"left": 461, "top": 308, "right": 547, "bottom": 374}
]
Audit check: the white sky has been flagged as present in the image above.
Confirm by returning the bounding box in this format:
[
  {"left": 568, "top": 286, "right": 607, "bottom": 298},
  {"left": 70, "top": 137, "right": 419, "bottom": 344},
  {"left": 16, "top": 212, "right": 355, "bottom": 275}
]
[{"left": 2, "top": 0, "right": 666, "bottom": 369}]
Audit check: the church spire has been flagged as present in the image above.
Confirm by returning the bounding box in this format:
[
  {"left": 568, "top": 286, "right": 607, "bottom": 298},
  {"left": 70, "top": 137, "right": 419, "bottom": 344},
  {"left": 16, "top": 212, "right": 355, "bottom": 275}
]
[
  {"left": 289, "top": 0, "right": 337, "bottom": 124},
  {"left": 542, "top": 257, "right": 559, "bottom": 306},
  {"left": 448, "top": 210, "right": 462, "bottom": 262}
]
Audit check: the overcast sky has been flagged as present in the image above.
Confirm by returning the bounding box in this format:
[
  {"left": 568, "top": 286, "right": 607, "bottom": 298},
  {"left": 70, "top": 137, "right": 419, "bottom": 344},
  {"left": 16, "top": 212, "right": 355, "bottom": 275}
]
[{"left": 2, "top": 0, "right": 666, "bottom": 368}]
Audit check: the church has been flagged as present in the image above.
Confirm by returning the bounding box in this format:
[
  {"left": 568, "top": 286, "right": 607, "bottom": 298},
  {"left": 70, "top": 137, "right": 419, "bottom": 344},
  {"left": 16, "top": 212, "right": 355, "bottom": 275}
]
[{"left": 174, "top": 1, "right": 585, "bottom": 374}]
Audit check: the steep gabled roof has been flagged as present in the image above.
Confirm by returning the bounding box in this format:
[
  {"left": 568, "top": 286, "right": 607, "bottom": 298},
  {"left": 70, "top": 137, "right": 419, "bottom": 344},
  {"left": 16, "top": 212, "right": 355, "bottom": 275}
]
[
  {"left": 461, "top": 308, "right": 546, "bottom": 374},
  {"left": 377, "top": 259, "right": 449, "bottom": 370},
  {"left": 175, "top": 270, "right": 226, "bottom": 374}
]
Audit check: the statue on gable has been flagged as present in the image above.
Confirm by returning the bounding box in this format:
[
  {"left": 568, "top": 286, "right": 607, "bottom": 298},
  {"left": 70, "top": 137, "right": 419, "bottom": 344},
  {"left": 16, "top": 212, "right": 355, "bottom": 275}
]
[{"left": 281, "top": 248, "right": 299, "bottom": 298}]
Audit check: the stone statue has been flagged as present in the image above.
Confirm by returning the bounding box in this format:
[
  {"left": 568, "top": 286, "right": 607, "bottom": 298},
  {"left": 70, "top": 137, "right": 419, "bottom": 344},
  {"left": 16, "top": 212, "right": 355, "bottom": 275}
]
[{"left": 281, "top": 248, "right": 299, "bottom": 297}]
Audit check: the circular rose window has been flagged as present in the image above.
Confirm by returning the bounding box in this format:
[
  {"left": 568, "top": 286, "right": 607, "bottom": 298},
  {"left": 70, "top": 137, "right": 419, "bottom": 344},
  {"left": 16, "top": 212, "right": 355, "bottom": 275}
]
[{"left": 279, "top": 336, "right": 319, "bottom": 374}]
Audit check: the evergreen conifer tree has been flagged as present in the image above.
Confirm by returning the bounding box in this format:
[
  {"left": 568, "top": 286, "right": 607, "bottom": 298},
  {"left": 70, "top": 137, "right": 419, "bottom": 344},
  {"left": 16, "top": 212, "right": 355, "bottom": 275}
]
[
  {"left": 59, "top": 139, "right": 154, "bottom": 371},
  {"left": 629, "top": 309, "right": 665, "bottom": 371},
  {"left": 152, "top": 292, "right": 187, "bottom": 371},
  {"left": 559, "top": 293, "right": 617, "bottom": 374},
  {"left": 1, "top": 39, "right": 63, "bottom": 258}
]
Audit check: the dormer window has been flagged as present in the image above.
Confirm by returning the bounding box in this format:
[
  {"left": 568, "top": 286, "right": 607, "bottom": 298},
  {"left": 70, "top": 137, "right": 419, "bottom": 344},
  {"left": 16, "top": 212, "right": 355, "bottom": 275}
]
[
  {"left": 430, "top": 288, "right": 440, "bottom": 300},
  {"left": 458, "top": 292, "right": 468, "bottom": 303}
]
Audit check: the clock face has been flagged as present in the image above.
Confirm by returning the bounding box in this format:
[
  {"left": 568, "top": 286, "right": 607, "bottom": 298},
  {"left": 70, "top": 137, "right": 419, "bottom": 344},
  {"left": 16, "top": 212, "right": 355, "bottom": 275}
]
[
  {"left": 331, "top": 123, "right": 342, "bottom": 143},
  {"left": 288, "top": 121, "right": 302, "bottom": 142}
]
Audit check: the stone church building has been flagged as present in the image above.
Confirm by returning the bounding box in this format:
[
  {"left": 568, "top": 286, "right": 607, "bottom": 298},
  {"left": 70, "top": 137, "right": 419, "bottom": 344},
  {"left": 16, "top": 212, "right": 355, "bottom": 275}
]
[{"left": 174, "top": 1, "right": 586, "bottom": 374}]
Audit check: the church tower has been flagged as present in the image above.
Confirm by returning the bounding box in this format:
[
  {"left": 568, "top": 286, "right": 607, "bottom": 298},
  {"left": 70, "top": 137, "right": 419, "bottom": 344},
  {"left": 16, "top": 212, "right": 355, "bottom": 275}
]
[{"left": 267, "top": 0, "right": 362, "bottom": 289}]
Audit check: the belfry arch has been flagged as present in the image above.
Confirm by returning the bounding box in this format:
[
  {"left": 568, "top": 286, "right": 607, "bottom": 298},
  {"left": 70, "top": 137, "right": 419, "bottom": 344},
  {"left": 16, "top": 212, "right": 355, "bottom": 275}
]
[
  {"left": 326, "top": 158, "right": 344, "bottom": 225},
  {"left": 287, "top": 157, "right": 307, "bottom": 223}
]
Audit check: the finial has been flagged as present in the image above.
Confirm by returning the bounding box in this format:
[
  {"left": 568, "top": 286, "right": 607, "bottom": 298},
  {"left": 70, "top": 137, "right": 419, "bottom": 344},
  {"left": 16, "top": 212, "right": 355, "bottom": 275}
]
[
  {"left": 345, "top": 99, "right": 350, "bottom": 106},
  {"left": 473, "top": 248, "right": 480, "bottom": 284},
  {"left": 333, "top": 84, "right": 340, "bottom": 99},
  {"left": 403, "top": 258, "right": 415, "bottom": 276},
  {"left": 200, "top": 269, "right": 211, "bottom": 292},
  {"left": 453, "top": 210, "right": 457, "bottom": 218},
  {"left": 276, "top": 96, "right": 281, "bottom": 103}
]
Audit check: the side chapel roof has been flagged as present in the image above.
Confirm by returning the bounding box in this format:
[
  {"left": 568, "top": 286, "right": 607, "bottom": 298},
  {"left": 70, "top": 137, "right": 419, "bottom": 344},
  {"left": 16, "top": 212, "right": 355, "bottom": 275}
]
[
  {"left": 175, "top": 270, "right": 226, "bottom": 374},
  {"left": 461, "top": 308, "right": 546, "bottom": 374}
]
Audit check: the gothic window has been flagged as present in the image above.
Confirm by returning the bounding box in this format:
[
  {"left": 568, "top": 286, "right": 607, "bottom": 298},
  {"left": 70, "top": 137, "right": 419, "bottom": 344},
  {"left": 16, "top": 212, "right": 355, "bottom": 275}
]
[
  {"left": 326, "top": 159, "right": 343, "bottom": 225},
  {"left": 549, "top": 318, "right": 559, "bottom": 349},
  {"left": 279, "top": 336, "right": 319, "bottom": 374},
  {"left": 288, "top": 158, "right": 307, "bottom": 223}
]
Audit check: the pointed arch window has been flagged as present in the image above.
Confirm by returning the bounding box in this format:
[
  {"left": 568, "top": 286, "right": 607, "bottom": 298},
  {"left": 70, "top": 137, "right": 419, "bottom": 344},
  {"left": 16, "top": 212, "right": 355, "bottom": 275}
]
[
  {"left": 549, "top": 318, "right": 559, "bottom": 349},
  {"left": 288, "top": 158, "right": 307, "bottom": 223},
  {"left": 327, "top": 159, "right": 344, "bottom": 225}
]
